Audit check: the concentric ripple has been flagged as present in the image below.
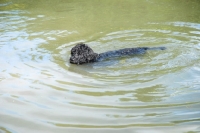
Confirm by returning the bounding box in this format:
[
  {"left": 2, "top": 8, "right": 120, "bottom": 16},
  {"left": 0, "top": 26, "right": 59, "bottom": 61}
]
[
  {"left": 50, "top": 22, "right": 200, "bottom": 130},
  {"left": 0, "top": 1, "right": 200, "bottom": 132}
]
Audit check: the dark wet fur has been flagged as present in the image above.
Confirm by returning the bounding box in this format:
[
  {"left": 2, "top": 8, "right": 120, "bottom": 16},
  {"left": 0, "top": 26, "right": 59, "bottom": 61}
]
[{"left": 70, "top": 43, "right": 166, "bottom": 64}]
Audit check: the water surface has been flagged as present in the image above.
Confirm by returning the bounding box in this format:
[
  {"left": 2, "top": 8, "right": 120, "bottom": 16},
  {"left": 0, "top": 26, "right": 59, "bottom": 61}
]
[{"left": 1, "top": 0, "right": 200, "bottom": 133}]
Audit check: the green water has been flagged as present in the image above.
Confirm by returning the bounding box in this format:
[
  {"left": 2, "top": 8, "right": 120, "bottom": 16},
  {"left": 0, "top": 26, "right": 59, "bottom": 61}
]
[{"left": 1, "top": 0, "right": 200, "bottom": 133}]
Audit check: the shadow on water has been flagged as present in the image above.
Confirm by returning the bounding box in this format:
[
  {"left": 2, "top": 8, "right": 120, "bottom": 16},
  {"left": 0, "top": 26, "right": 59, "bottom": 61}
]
[{"left": 0, "top": 0, "right": 200, "bottom": 133}]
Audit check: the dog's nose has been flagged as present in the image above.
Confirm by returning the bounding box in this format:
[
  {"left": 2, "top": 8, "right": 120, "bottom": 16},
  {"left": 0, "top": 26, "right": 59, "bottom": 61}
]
[{"left": 70, "top": 57, "right": 74, "bottom": 62}]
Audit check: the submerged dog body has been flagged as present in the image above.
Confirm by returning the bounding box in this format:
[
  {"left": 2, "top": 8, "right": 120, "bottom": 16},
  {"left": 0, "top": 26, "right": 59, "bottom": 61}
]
[{"left": 70, "top": 43, "right": 165, "bottom": 64}]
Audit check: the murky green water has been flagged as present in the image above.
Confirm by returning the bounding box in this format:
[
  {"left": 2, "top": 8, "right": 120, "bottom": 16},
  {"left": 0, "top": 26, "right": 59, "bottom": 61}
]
[{"left": 1, "top": 0, "right": 200, "bottom": 133}]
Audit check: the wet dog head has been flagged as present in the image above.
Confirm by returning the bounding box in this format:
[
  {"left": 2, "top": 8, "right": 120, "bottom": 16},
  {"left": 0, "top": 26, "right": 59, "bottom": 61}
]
[{"left": 70, "top": 43, "right": 98, "bottom": 64}]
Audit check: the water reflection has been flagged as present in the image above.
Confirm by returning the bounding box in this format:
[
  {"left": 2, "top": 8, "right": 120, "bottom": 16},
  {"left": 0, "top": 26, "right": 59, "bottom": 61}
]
[{"left": 1, "top": 0, "right": 200, "bottom": 133}]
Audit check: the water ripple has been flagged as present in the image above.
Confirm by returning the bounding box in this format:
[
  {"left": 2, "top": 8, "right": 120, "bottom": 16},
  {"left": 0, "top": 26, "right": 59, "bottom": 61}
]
[{"left": 1, "top": 2, "right": 200, "bottom": 132}]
